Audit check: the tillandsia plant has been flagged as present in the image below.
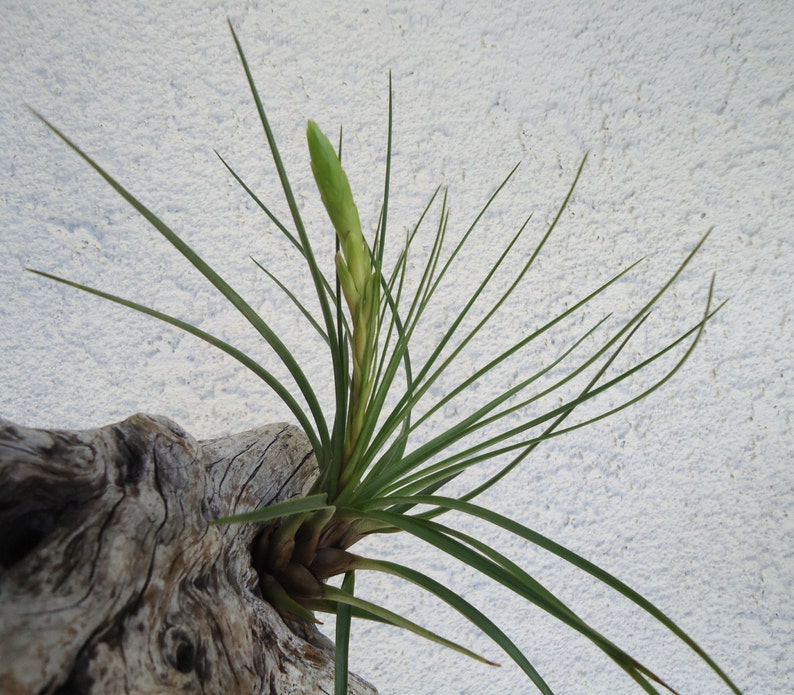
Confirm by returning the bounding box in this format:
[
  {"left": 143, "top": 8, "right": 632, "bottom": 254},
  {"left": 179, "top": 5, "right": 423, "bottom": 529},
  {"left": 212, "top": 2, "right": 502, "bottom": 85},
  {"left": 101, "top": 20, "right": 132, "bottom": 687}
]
[{"left": 26, "top": 22, "right": 742, "bottom": 695}]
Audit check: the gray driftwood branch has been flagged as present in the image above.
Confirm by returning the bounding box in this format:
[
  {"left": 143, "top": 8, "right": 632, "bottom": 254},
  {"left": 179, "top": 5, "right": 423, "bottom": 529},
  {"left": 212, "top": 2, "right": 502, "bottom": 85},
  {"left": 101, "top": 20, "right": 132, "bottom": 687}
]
[{"left": 0, "top": 414, "right": 376, "bottom": 695}]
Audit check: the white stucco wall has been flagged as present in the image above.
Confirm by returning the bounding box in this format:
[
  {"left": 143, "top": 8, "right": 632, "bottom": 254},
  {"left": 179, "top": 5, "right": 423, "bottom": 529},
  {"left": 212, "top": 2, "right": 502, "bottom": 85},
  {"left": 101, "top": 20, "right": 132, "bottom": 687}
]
[{"left": 1, "top": 2, "right": 791, "bottom": 693}]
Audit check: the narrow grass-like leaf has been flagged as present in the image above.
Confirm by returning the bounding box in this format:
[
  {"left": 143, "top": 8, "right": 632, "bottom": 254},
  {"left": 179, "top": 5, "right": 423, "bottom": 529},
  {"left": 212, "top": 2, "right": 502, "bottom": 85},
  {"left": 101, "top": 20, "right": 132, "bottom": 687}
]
[
  {"left": 407, "top": 157, "right": 577, "bottom": 397},
  {"left": 315, "top": 586, "right": 498, "bottom": 666},
  {"left": 217, "top": 150, "right": 345, "bottom": 334},
  {"left": 450, "top": 289, "right": 721, "bottom": 504},
  {"left": 334, "top": 571, "right": 355, "bottom": 695},
  {"left": 360, "top": 509, "right": 678, "bottom": 693},
  {"left": 354, "top": 556, "right": 553, "bottom": 694},
  {"left": 213, "top": 493, "right": 331, "bottom": 526},
  {"left": 26, "top": 268, "right": 324, "bottom": 455},
  {"left": 361, "top": 276, "right": 631, "bottom": 499},
  {"left": 366, "top": 494, "right": 741, "bottom": 694},
  {"left": 227, "top": 22, "right": 336, "bottom": 342},
  {"left": 29, "top": 108, "right": 331, "bottom": 458},
  {"left": 228, "top": 23, "right": 345, "bottom": 472},
  {"left": 387, "top": 300, "right": 711, "bottom": 502},
  {"left": 352, "top": 161, "right": 585, "bottom": 493},
  {"left": 215, "top": 150, "right": 304, "bottom": 256},
  {"left": 403, "top": 156, "right": 587, "bottom": 424},
  {"left": 360, "top": 231, "right": 713, "bottom": 501},
  {"left": 250, "top": 256, "right": 329, "bottom": 343},
  {"left": 381, "top": 314, "right": 613, "bottom": 503}
]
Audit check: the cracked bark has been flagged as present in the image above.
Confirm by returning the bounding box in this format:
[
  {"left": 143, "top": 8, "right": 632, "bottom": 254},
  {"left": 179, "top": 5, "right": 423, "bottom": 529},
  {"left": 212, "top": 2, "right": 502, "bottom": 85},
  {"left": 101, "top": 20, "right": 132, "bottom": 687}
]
[{"left": 0, "top": 414, "right": 377, "bottom": 695}]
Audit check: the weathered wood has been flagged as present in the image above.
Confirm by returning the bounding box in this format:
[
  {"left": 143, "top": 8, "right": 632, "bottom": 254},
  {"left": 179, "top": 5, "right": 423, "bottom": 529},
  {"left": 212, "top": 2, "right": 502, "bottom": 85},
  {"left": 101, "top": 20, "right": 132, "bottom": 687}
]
[{"left": 0, "top": 414, "right": 376, "bottom": 695}]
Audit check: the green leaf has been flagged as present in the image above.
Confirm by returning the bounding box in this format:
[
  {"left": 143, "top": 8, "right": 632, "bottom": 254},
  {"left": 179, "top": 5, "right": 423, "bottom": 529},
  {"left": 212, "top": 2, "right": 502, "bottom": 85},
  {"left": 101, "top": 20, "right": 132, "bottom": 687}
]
[
  {"left": 229, "top": 21, "right": 349, "bottom": 470},
  {"left": 249, "top": 256, "right": 329, "bottom": 344},
  {"left": 212, "top": 493, "right": 331, "bottom": 525},
  {"left": 29, "top": 107, "right": 332, "bottom": 462},
  {"left": 354, "top": 556, "right": 552, "bottom": 693},
  {"left": 360, "top": 508, "right": 680, "bottom": 693},
  {"left": 355, "top": 232, "right": 715, "bottom": 505},
  {"left": 347, "top": 160, "right": 583, "bottom": 498},
  {"left": 26, "top": 268, "right": 325, "bottom": 456},
  {"left": 364, "top": 496, "right": 742, "bottom": 695},
  {"left": 335, "top": 571, "right": 355, "bottom": 695},
  {"left": 315, "top": 585, "right": 499, "bottom": 667}
]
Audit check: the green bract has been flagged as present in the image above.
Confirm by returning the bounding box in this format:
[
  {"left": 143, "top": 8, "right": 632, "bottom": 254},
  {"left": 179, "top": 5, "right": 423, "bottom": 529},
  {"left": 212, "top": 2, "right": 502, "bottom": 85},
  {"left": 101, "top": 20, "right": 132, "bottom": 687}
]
[
  {"left": 306, "top": 119, "right": 368, "bottom": 300},
  {"left": 28, "top": 21, "right": 742, "bottom": 695},
  {"left": 307, "top": 118, "right": 380, "bottom": 468}
]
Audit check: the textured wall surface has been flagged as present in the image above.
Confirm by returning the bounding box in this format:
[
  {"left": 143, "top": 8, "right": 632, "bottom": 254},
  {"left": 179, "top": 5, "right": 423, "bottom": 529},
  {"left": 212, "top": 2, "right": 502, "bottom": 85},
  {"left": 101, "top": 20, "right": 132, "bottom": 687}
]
[{"left": 1, "top": 2, "right": 791, "bottom": 693}]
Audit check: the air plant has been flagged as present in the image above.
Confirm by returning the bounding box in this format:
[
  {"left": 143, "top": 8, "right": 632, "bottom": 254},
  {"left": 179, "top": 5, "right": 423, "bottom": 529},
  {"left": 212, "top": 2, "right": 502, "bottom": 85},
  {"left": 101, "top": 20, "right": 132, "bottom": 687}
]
[{"left": 27, "top": 22, "right": 742, "bottom": 695}]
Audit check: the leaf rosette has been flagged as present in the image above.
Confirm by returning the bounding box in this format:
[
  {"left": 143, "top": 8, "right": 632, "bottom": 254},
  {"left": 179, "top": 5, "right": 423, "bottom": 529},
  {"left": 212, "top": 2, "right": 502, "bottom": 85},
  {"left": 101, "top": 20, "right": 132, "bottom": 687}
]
[{"left": 28, "top": 21, "right": 742, "bottom": 695}]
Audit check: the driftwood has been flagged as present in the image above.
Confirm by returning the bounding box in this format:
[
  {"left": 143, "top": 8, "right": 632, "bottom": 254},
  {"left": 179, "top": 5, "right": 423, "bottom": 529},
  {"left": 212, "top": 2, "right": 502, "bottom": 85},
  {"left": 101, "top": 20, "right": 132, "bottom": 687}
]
[{"left": 0, "top": 414, "right": 377, "bottom": 695}]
